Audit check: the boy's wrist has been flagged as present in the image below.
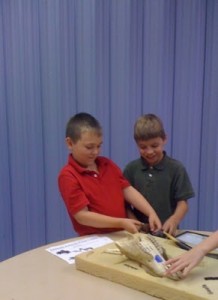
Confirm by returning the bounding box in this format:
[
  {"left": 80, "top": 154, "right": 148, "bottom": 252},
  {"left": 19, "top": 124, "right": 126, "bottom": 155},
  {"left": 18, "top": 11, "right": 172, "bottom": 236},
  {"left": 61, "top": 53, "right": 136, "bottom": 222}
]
[{"left": 169, "top": 214, "right": 180, "bottom": 226}]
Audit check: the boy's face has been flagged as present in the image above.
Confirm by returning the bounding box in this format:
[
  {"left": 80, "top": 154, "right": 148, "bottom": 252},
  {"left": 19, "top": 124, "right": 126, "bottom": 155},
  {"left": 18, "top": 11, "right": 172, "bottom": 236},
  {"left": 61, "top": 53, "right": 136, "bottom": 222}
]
[
  {"left": 136, "top": 137, "right": 166, "bottom": 166},
  {"left": 66, "top": 130, "right": 103, "bottom": 168}
]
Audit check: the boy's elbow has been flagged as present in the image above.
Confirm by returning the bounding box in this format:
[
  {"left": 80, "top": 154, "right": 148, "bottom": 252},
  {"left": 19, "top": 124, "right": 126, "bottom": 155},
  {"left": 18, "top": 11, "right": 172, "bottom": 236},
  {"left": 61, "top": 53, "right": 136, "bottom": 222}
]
[{"left": 74, "top": 208, "right": 88, "bottom": 224}]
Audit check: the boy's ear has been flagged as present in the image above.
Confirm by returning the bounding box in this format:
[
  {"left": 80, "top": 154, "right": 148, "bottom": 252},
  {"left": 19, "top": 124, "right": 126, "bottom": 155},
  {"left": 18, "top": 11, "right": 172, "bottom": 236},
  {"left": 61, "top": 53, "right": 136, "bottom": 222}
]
[
  {"left": 163, "top": 136, "right": 167, "bottom": 145},
  {"left": 65, "top": 137, "right": 74, "bottom": 150}
]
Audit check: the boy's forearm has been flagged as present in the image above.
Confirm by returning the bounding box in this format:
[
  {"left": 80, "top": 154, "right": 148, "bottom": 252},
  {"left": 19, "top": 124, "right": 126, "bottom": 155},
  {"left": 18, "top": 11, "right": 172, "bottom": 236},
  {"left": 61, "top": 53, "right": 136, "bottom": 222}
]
[
  {"left": 123, "top": 186, "right": 156, "bottom": 217},
  {"left": 171, "top": 200, "right": 188, "bottom": 224},
  {"left": 198, "top": 231, "right": 218, "bottom": 255},
  {"left": 74, "top": 208, "right": 143, "bottom": 234},
  {"left": 74, "top": 209, "right": 123, "bottom": 229}
]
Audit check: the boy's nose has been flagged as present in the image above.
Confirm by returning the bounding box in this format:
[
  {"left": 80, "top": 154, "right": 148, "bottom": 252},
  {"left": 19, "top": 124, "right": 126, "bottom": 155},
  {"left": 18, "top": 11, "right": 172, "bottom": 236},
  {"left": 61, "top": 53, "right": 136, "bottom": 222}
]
[
  {"left": 92, "top": 148, "right": 100, "bottom": 155},
  {"left": 144, "top": 148, "right": 153, "bottom": 154}
]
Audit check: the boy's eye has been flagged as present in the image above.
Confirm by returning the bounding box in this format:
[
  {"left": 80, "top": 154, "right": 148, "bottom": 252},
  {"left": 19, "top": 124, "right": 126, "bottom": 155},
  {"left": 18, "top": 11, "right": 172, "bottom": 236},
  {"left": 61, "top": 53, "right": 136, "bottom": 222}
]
[
  {"left": 85, "top": 144, "right": 102, "bottom": 150},
  {"left": 139, "top": 144, "right": 159, "bottom": 150}
]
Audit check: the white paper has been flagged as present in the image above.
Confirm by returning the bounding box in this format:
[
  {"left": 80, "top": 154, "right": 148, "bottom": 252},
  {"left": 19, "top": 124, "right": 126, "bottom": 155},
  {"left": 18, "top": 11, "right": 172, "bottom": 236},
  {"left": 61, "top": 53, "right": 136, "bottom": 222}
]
[{"left": 46, "top": 235, "right": 113, "bottom": 264}]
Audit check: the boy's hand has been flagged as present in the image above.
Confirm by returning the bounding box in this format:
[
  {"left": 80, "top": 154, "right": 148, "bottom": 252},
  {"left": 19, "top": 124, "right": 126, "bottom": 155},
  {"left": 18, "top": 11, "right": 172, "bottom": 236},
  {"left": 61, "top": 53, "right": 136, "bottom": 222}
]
[
  {"left": 148, "top": 213, "right": 162, "bottom": 232},
  {"left": 162, "top": 216, "right": 178, "bottom": 236},
  {"left": 120, "top": 218, "right": 142, "bottom": 234},
  {"left": 164, "top": 248, "right": 205, "bottom": 277}
]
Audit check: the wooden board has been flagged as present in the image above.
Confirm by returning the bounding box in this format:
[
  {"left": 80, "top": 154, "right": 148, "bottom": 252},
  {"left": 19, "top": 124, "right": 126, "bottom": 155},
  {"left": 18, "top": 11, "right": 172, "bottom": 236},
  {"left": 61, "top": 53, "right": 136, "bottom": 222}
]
[{"left": 75, "top": 235, "right": 218, "bottom": 300}]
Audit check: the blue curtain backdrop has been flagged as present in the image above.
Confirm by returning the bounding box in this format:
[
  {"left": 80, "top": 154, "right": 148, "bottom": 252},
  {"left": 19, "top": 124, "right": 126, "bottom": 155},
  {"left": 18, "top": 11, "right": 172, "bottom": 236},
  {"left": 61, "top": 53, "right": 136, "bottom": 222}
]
[{"left": 1, "top": 0, "right": 218, "bottom": 261}]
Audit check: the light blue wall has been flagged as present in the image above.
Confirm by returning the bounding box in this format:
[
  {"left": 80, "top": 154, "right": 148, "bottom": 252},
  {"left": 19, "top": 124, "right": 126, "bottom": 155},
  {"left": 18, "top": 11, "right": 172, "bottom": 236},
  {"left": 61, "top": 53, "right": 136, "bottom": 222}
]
[{"left": 1, "top": 0, "right": 218, "bottom": 261}]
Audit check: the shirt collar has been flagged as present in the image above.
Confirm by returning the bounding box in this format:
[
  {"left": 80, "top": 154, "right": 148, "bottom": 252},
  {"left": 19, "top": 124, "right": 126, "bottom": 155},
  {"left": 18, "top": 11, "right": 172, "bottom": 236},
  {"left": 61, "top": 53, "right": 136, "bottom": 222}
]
[
  {"left": 68, "top": 154, "right": 107, "bottom": 174},
  {"left": 140, "top": 151, "right": 167, "bottom": 170}
]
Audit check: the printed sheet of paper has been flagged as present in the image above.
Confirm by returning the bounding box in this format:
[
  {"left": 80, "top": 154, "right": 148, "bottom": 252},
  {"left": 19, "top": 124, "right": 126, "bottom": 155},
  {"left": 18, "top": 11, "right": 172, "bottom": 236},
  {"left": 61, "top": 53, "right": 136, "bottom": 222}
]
[{"left": 46, "top": 235, "right": 113, "bottom": 264}]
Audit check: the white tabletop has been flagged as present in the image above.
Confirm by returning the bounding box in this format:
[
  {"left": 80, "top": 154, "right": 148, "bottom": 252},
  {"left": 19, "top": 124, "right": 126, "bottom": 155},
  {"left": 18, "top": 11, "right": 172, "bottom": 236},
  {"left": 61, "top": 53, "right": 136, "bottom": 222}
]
[{"left": 0, "top": 231, "right": 156, "bottom": 300}]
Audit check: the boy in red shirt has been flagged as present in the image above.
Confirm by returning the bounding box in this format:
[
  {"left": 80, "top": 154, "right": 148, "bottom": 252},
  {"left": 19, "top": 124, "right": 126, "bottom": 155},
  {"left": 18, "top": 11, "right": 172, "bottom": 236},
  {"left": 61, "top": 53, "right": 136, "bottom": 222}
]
[{"left": 58, "top": 112, "right": 161, "bottom": 236}]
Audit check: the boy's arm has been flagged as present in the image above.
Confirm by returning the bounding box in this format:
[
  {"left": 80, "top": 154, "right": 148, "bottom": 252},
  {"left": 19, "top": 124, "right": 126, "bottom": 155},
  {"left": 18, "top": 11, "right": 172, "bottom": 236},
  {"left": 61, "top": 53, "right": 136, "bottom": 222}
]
[
  {"left": 74, "top": 207, "right": 142, "bottom": 234},
  {"left": 162, "top": 200, "right": 188, "bottom": 235},
  {"left": 123, "top": 186, "right": 162, "bottom": 232}
]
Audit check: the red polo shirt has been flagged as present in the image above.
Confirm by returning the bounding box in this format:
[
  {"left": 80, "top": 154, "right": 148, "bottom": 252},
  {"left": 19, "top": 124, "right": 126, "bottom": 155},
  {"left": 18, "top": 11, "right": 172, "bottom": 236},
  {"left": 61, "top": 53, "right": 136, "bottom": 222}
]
[{"left": 58, "top": 154, "right": 130, "bottom": 236}]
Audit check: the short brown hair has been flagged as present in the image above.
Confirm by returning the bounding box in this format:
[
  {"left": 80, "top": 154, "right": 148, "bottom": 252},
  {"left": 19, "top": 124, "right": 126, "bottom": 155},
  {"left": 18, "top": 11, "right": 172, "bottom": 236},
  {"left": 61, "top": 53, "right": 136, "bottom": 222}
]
[
  {"left": 134, "top": 114, "right": 166, "bottom": 142},
  {"left": 66, "top": 112, "right": 102, "bottom": 142}
]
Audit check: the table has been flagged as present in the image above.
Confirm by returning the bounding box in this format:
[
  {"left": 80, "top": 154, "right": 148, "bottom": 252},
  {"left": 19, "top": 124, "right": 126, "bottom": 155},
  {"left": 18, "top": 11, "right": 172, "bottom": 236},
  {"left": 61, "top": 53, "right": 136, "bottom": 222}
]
[{"left": 0, "top": 231, "right": 156, "bottom": 300}]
